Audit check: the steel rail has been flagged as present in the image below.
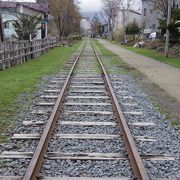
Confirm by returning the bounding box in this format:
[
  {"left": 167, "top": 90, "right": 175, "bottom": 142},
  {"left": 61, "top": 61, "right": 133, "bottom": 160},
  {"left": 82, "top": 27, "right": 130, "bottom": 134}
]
[
  {"left": 23, "top": 41, "right": 87, "bottom": 180},
  {"left": 91, "top": 40, "right": 149, "bottom": 180}
]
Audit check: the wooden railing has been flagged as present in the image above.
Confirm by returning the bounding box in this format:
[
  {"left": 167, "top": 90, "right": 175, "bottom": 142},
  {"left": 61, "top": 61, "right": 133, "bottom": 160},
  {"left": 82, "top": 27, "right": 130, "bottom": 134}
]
[{"left": 0, "top": 37, "right": 59, "bottom": 70}]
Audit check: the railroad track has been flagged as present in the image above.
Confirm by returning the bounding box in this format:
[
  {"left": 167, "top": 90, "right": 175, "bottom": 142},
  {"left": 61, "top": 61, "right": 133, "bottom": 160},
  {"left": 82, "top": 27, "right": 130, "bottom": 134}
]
[{"left": 0, "top": 39, "right": 177, "bottom": 180}]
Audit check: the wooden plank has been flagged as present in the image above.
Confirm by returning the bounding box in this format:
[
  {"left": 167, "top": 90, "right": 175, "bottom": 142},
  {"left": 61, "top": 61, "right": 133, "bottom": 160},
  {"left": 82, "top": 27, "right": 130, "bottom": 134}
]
[
  {"left": 47, "top": 85, "right": 61, "bottom": 88},
  {"left": 0, "top": 177, "right": 23, "bottom": 180},
  {"left": 1, "top": 151, "right": 33, "bottom": 159},
  {"left": 69, "top": 90, "right": 106, "bottom": 93},
  {"left": 41, "top": 177, "right": 131, "bottom": 180},
  {"left": 72, "top": 82, "right": 104, "bottom": 85},
  {"left": 23, "top": 121, "right": 45, "bottom": 126},
  {"left": 64, "top": 102, "right": 111, "bottom": 106},
  {"left": 117, "top": 91, "right": 128, "bottom": 93},
  {"left": 44, "top": 89, "right": 60, "bottom": 93},
  {"left": 12, "top": 134, "right": 41, "bottom": 140},
  {"left": 31, "top": 110, "right": 48, "bottom": 115},
  {"left": 1, "top": 152, "right": 175, "bottom": 162},
  {"left": 64, "top": 111, "right": 113, "bottom": 115},
  {"left": 60, "top": 121, "right": 116, "bottom": 126},
  {"left": 73, "top": 77, "right": 102, "bottom": 80},
  {"left": 123, "top": 96, "right": 133, "bottom": 99},
  {"left": 129, "top": 122, "right": 155, "bottom": 127},
  {"left": 135, "top": 136, "right": 156, "bottom": 142},
  {"left": 37, "top": 102, "right": 55, "bottom": 106},
  {"left": 50, "top": 80, "right": 64, "bottom": 83},
  {"left": 122, "top": 103, "right": 137, "bottom": 106},
  {"left": 41, "top": 95, "right": 58, "bottom": 99},
  {"left": 11, "top": 134, "right": 157, "bottom": 142},
  {"left": 66, "top": 96, "right": 109, "bottom": 99},
  {"left": 56, "top": 134, "right": 119, "bottom": 139},
  {"left": 124, "top": 112, "right": 143, "bottom": 116},
  {"left": 47, "top": 152, "right": 126, "bottom": 160},
  {"left": 71, "top": 85, "right": 105, "bottom": 88},
  {"left": 143, "top": 155, "right": 175, "bottom": 161}
]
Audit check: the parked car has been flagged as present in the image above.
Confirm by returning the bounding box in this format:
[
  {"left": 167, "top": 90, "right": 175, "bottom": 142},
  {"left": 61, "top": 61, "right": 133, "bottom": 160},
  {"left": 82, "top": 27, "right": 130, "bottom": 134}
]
[{"left": 148, "top": 32, "right": 157, "bottom": 40}]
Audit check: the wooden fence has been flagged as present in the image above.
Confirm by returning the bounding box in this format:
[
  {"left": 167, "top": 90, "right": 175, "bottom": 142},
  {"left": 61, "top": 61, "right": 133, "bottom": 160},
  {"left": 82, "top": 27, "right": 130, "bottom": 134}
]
[{"left": 0, "top": 37, "right": 59, "bottom": 70}]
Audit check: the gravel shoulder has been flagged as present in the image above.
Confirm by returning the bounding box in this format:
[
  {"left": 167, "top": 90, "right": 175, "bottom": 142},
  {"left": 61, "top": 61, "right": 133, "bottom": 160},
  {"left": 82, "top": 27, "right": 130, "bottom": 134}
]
[{"left": 98, "top": 39, "right": 180, "bottom": 125}]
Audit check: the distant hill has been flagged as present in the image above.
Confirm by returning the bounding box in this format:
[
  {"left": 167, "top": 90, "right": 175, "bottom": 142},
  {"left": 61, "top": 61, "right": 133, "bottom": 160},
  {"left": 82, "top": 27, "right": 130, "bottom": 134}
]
[
  {"left": 81, "top": 11, "right": 97, "bottom": 20},
  {"left": 81, "top": 11, "right": 104, "bottom": 23}
]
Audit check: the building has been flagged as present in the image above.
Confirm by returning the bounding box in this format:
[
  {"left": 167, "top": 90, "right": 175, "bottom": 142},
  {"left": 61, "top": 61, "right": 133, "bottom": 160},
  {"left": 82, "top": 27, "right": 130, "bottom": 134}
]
[
  {"left": 114, "top": 10, "right": 142, "bottom": 30},
  {"left": 0, "top": 1, "right": 49, "bottom": 40},
  {"left": 142, "top": 0, "right": 180, "bottom": 37},
  {"left": 142, "top": 0, "right": 162, "bottom": 35},
  {"left": 113, "top": 0, "right": 142, "bottom": 34},
  {"left": 80, "top": 17, "right": 91, "bottom": 36}
]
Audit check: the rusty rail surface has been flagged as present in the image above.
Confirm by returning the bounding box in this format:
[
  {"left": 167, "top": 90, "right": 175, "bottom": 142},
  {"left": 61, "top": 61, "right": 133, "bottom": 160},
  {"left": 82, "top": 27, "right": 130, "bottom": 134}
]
[
  {"left": 23, "top": 41, "right": 87, "bottom": 180},
  {"left": 91, "top": 41, "right": 149, "bottom": 180}
]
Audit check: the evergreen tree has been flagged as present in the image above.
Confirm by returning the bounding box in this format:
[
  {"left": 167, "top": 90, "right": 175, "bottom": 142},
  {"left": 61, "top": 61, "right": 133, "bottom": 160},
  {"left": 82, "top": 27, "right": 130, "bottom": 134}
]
[
  {"left": 12, "top": 15, "right": 42, "bottom": 40},
  {"left": 125, "top": 21, "right": 141, "bottom": 40}
]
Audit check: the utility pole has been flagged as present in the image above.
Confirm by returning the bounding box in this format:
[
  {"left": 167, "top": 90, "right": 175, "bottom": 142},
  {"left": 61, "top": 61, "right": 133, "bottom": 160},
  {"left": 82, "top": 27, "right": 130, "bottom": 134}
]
[
  {"left": 165, "top": 0, "right": 172, "bottom": 57},
  {"left": 0, "top": 0, "right": 4, "bottom": 42}
]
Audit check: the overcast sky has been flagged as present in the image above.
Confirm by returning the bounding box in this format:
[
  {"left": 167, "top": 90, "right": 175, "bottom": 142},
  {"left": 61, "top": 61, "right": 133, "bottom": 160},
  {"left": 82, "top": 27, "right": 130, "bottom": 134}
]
[
  {"left": 79, "top": 0, "right": 102, "bottom": 12},
  {"left": 2, "top": 0, "right": 141, "bottom": 13},
  {"left": 79, "top": 0, "right": 142, "bottom": 12}
]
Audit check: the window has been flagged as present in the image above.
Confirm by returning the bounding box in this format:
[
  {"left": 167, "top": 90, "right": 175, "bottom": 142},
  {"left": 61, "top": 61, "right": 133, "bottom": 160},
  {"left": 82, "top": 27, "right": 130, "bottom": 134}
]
[
  {"left": 144, "top": 8, "right": 147, "bottom": 16},
  {"left": 3, "top": 21, "right": 10, "bottom": 29}
]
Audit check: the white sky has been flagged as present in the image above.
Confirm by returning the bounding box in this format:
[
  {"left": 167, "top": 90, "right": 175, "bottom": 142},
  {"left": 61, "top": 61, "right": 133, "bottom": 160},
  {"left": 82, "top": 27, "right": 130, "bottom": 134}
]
[
  {"left": 79, "top": 0, "right": 102, "bottom": 12},
  {"left": 79, "top": 0, "right": 142, "bottom": 12},
  {"left": 1, "top": 0, "right": 102, "bottom": 12},
  {"left": 1, "top": 0, "right": 141, "bottom": 13}
]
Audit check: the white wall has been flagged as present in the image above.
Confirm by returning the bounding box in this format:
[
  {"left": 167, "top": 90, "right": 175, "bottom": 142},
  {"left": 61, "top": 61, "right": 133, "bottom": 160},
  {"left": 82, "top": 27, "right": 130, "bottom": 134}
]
[
  {"left": 2, "top": 12, "right": 18, "bottom": 39},
  {"left": 114, "top": 10, "right": 141, "bottom": 31},
  {"left": 2, "top": 10, "right": 43, "bottom": 40}
]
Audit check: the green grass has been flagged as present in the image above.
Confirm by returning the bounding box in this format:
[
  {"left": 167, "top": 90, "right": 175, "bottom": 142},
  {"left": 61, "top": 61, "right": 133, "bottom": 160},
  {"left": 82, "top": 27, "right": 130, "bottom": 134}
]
[
  {"left": 0, "top": 41, "right": 81, "bottom": 140},
  {"left": 94, "top": 40, "right": 129, "bottom": 73},
  {"left": 122, "top": 45, "right": 180, "bottom": 68}
]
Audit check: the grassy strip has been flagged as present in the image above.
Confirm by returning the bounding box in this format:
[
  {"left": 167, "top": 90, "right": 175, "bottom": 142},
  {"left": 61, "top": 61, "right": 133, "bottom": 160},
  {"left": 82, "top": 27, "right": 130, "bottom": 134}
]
[
  {"left": 0, "top": 41, "right": 81, "bottom": 140},
  {"left": 94, "top": 39, "right": 128, "bottom": 72},
  {"left": 121, "top": 45, "right": 180, "bottom": 69}
]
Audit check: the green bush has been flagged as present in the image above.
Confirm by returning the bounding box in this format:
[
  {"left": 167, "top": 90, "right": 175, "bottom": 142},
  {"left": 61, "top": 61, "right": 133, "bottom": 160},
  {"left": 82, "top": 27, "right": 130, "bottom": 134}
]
[{"left": 71, "top": 35, "right": 82, "bottom": 40}]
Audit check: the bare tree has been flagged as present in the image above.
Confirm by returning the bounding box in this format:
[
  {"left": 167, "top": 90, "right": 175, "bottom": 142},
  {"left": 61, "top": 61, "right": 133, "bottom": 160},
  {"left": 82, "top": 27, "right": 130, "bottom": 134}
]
[
  {"left": 91, "top": 13, "right": 102, "bottom": 37},
  {"left": 152, "top": 0, "right": 177, "bottom": 18},
  {"left": 48, "top": 0, "right": 81, "bottom": 39},
  {"left": 151, "top": 0, "right": 168, "bottom": 18},
  {"left": 101, "top": 0, "right": 121, "bottom": 40}
]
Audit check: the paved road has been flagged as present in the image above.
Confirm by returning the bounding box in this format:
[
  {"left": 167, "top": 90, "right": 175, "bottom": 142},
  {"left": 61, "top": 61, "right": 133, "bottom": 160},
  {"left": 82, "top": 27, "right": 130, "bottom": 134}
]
[{"left": 99, "top": 39, "right": 180, "bottom": 102}]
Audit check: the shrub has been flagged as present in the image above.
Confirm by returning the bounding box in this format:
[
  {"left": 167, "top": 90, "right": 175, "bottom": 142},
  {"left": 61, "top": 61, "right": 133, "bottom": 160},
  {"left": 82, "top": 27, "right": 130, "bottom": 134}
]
[
  {"left": 70, "top": 35, "right": 82, "bottom": 40},
  {"left": 114, "top": 28, "right": 124, "bottom": 42}
]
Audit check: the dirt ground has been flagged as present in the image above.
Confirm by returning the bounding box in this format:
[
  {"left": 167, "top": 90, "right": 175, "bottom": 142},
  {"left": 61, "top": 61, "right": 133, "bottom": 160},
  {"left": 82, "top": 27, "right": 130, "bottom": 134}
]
[
  {"left": 135, "top": 71, "right": 180, "bottom": 125},
  {"left": 99, "top": 39, "right": 180, "bottom": 125}
]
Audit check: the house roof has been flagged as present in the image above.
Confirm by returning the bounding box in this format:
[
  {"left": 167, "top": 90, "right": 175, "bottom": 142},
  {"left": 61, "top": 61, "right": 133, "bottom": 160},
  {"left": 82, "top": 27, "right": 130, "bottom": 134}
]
[{"left": 0, "top": 2, "right": 49, "bottom": 14}]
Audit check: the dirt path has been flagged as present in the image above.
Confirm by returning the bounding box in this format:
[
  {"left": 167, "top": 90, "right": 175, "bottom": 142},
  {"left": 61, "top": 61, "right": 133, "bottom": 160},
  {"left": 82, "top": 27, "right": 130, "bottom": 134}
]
[{"left": 99, "top": 39, "right": 180, "bottom": 103}]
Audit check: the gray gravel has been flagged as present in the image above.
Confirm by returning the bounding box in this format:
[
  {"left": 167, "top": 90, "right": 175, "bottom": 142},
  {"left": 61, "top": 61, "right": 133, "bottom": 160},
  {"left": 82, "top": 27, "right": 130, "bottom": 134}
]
[
  {"left": 60, "top": 113, "right": 116, "bottom": 122},
  {"left": 48, "top": 138, "right": 125, "bottom": 153},
  {"left": 54, "top": 125, "right": 119, "bottom": 134},
  {"left": 40, "top": 159, "right": 133, "bottom": 177},
  {"left": 101, "top": 55, "right": 180, "bottom": 178}
]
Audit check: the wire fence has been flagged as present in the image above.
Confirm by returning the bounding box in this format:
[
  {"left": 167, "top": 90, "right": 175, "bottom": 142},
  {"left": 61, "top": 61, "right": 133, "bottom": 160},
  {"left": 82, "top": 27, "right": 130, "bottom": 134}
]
[{"left": 0, "top": 37, "right": 59, "bottom": 70}]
